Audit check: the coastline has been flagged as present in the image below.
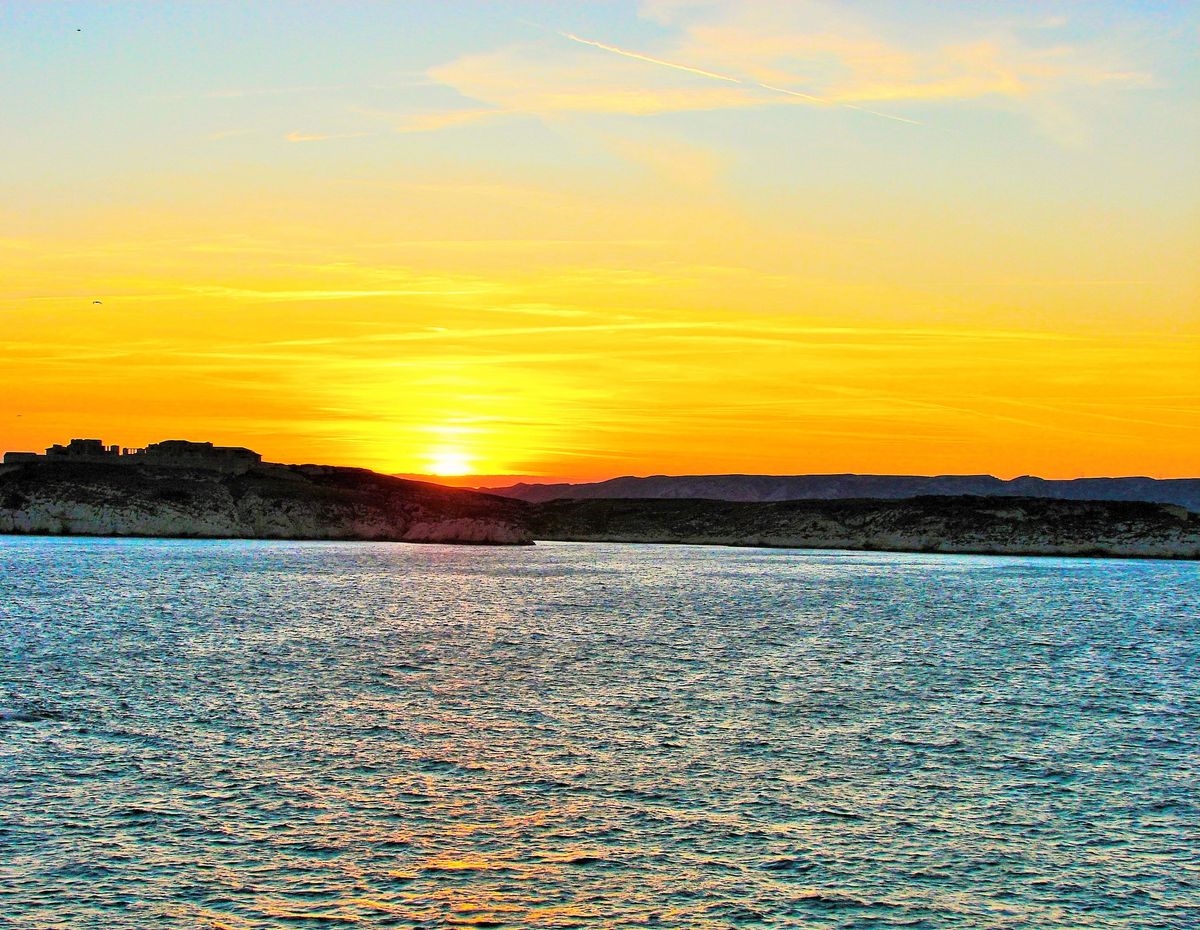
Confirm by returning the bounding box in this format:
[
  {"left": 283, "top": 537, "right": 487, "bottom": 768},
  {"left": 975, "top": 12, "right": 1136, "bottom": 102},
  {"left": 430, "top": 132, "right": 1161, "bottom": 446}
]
[
  {"left": 530, "top": 536, "right": 1200, "bottom": 561},
  {"left": 2, "top": 530, "right": 1196, "bottom": 562},
  {"left": 529, "top": 496, "right": 1200, "bottom": 562},
  {"left": 5, "top": 461, "right": 1199, "bottom": 560}
]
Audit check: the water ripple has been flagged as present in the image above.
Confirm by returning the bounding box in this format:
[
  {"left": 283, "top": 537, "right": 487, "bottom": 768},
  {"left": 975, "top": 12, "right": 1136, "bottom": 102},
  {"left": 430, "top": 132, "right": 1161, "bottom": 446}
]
[{"left": 1, "top": 538, "right": 1197, "bottom": 928}]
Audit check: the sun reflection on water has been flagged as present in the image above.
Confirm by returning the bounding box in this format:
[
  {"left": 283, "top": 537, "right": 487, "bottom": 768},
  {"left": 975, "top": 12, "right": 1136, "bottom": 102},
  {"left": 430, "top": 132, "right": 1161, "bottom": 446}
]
[{"left": 1, "top": 539, "right": 1196, "bottom": 927}]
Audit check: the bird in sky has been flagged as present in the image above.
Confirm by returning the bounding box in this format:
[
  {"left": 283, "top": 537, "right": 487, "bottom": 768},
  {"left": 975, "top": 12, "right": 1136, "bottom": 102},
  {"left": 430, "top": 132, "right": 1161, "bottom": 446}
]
[{"left": 92, "top": 300, "right": 102, "bottom": 305}]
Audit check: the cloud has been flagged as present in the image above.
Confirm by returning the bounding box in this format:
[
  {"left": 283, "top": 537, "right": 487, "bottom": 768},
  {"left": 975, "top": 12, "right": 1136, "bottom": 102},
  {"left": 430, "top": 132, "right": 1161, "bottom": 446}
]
[
  {"left": 208, "top": 128, "right": 257, "bottom": 141},
  {"left": 391, "top": 108, "right": 507, "bottom": 133},
  {"left": 561, "top": 30, "right": 922, "bottom": 124},
  {"left": 427, "top": 45, "right": 765, "bottom": 118},
  {"left": 151, "top": 77, "right": 433, "bottom": 101},
  {"left": 600, "top": 133, "right": 725, "bottom": 187},
  {"left": 416, "top": 1, "right": 1154, "bottom": 136},
  {"left": 559, "top": 31, "right": 742, "bottom": 83},
  {"left": 285, "top": 131, "right": 372, "bottom": 143},
  {"left": 822, "top": 39, "right": 1153, "bottom": 104},
  {"left": 188, "top": 283, "right": 490, "bottom": 302},
  {"left": 665, "top": 1, "right": 1153, "bottom": 105},
  {"left": 424, "top": 35, "right": 915, "bottom": 126}
]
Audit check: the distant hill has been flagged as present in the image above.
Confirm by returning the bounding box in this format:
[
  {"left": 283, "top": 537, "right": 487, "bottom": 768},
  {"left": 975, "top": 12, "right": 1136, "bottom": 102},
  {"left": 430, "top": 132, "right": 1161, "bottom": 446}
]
[
  {"left": 481, "top": 473, "right": 1200, "bottom": 512},
  {"left": 532, "top": 496, "right": 1200, "bottom": 560}
]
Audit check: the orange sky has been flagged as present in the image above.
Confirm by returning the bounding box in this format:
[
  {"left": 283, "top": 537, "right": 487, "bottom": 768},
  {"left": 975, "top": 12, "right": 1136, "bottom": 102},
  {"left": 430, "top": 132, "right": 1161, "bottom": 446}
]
[{"left": 2, "top": 2, "right": 1197, "bottom": 480}]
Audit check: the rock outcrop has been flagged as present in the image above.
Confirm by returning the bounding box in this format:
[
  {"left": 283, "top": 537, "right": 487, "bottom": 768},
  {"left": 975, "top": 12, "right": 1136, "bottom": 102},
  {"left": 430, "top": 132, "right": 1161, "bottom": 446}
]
[
  {"left": 530, "top": 496, "right": 1200, "bottom": 560},
  {"left": 0, "top": 461, "right": 531, "bottom": 544}
]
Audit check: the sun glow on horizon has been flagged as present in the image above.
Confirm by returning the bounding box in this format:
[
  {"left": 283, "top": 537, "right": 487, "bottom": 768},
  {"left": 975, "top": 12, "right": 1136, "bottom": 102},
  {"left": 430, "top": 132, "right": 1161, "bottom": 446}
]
[
  {"left": 425, "top": 448, "right": 474, "bottom": 477},
  {"left": 0, "top": 2, "right": 1196, "bottom": 479}
]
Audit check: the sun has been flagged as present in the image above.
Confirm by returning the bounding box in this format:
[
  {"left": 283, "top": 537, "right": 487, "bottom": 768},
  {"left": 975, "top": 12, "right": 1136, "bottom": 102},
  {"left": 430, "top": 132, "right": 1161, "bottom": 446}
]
[{"left": 425, "top": 449, "right": 473, "bottom": 476}]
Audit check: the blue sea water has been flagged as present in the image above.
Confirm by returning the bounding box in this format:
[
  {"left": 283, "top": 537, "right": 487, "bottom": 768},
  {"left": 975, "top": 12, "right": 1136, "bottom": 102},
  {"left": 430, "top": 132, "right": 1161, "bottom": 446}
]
[{"left": 0, "top": 537, "right": 1197, "bottom": 929}]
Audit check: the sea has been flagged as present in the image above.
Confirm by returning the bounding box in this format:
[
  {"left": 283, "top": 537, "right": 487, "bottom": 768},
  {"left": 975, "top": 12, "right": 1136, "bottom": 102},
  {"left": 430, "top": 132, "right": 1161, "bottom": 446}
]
[{"left": 1, "top": 537, "right": 1196, "bottom": 929}]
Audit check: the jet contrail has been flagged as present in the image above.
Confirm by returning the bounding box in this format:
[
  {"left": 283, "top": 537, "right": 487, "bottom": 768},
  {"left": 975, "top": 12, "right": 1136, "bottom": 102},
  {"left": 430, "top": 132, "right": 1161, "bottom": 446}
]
[
  {"left": 756, "top": 83, "right": 827, "bottom": 105},
  {"left": 560, "top": 30, "right": 922, "bottom": 126},
  {"left": 761, "top": 82, "right": 924, "bottom": 125},
  {"left": 560, "top": 31, "right": 742, "bottom": 84}
]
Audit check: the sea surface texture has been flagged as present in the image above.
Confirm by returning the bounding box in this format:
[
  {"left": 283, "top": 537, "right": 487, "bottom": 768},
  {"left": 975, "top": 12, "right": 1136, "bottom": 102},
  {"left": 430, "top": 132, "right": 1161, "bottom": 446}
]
[{"left": 1, "top": 538, "right": 1197, "bottom": 929}]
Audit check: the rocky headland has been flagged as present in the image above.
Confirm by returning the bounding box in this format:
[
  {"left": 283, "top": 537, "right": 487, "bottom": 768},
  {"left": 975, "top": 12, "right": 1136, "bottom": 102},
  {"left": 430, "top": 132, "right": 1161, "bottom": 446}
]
[{"left": 0, "top": 460, "right": 531, "bottom": 544}]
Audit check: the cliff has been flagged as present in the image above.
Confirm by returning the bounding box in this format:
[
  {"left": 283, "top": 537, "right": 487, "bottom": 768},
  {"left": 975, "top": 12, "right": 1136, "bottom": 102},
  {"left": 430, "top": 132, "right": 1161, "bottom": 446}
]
[
  {"left": 0, "top": 461, "right": 531, "bottom": 544},
  {"left": 530, "top": 496, "right": 1200, "bottom": 560},
  {"left": 483, "top": 473, "right": 1200, "bottom": 512}
]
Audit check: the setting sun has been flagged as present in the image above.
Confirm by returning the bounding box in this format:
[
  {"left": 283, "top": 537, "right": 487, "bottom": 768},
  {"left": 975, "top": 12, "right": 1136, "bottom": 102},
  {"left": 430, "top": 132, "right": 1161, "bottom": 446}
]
[
  {"left": 0, "top": 1, "right": 1195, "bottom": 483},
  {"left": 425, "top": 449, "right": 473, "bottom": 477},
  {"left": 2, "top": 4, "right": 1197, "bottom": 927}
]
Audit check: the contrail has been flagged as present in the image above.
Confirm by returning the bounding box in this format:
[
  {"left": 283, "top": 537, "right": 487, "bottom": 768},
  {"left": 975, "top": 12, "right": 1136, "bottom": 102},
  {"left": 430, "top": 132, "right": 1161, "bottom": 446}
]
[
  {"left": 761, "top": 82, "right": 924, "bottom": 125},
  {"left": 560, "top": 31, "right": 742, "bottom": 84},
  {"left": 755, "top": 83, "right": 826, "bottom": 105},
  {"left": 560, "top": 30, "right": 922, "bottom": 126}
]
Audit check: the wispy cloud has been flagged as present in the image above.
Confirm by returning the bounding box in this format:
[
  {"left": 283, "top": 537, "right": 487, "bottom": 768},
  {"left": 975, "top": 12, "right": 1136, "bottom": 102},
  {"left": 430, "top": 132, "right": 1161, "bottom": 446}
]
[
  {"left": 189, "top": 284, "right": 490, "bottom": 302},
  {"left": 285, "top": 131, "right": 373, "bottom": 143},
  {"left": 150, "top": 83, "right": 356, "bottom": 101},
  {"left": 151, "top": 76, "right": 433, "bottom": 101},
  {"left": 560, "top": 31, "right": 741, "bottom": 83},
  {"left": 207, "top": 128, "right": 257, "bottom": 141},
  {"left": 598, "top": 131, "right": 725, "bottom": 186},
  {"left": 427, "top": 46, "right": 760, "bottom": 118},
  {"left": 416, "top": 2, "right": 1155, "bottom": 138},
  {"left": 560, "top": 29, "right": 923, "bottom": 125},
  {"left": 391, "top": 108, "right": 507, "bottom": 133},
  {"left": 665, "top": 2, "right": 1154, "bottom": 107}
]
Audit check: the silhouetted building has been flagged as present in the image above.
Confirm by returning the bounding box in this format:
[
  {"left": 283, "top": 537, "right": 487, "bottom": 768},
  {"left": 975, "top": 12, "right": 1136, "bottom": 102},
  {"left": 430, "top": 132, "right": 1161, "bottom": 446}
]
[
  {"left": 45, "top": 438, "right": 117, "bottom": 461},
  {"left": 3, "top": 437, "right": 262, "bottom": 473},
  {"left": 141, "top": 440, "right": 260, "bottom": 473}
]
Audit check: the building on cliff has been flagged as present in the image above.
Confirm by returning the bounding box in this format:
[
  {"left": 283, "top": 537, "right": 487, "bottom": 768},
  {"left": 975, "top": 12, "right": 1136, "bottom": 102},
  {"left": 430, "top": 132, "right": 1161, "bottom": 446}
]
[
  {"left": 3, "top": 438, "right": 261, "bottom": 474},
  {"left": 139, "top": 440, "right": 260, "bottom": 473}
]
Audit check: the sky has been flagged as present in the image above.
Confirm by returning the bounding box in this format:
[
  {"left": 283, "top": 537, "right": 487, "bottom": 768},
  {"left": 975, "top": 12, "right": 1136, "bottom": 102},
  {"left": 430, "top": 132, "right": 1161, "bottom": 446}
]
[{"left": 2, "top": 0, "right": 1197, "bottom": 481}]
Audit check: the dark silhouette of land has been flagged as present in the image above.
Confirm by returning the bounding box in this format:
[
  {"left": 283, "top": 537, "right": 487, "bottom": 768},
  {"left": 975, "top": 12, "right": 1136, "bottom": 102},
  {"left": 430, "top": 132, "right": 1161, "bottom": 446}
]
[
  {"left": 3, "top": 438, "right": 1198, "bottom": 557},
  {"left": 0, "top": 457, "right": 529, "bottom": 544},
  {"left": 531, "top": 496, "right": 1200, "bottom": 560},
  {"left": 481, "top": 473, "right": 1200, "bottom": 512}
]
